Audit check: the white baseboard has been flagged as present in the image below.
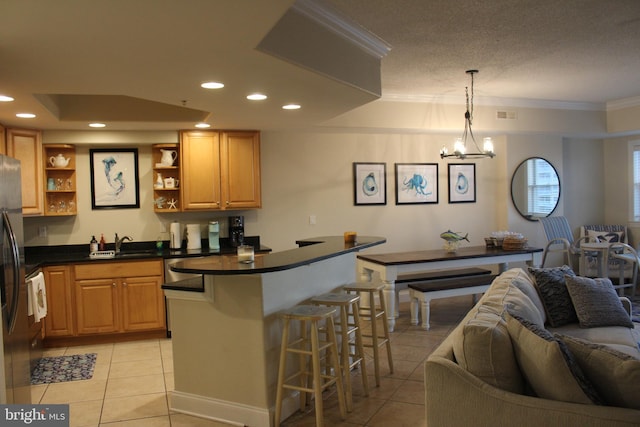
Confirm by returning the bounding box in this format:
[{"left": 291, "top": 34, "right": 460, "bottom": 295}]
[{"left": 170, "top": 390, "right": 272, "bottom": 427}]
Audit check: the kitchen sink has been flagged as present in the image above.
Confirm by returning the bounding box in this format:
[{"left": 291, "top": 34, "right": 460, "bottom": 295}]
[{"left": 115, "top": 250, "right": 159, "bottom": 258}]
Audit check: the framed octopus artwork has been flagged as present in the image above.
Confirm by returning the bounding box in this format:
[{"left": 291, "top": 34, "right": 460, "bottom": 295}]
[
  {"left": 353, "top": 162, "right": 387, "bottom": 205},
  {"left": 448, "top": 163, "right": 476, "bottom": 203},
  {"left": 394, "top": 163, "right": 438, "bottom": 205}
]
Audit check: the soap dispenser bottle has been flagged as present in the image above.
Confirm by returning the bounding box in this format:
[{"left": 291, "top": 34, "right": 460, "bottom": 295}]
[
  {"left": 99, "top": 234, "right": 106, "bottom": 251},
  {"left": 90, "top": 235, "right": 98, "bottom": 253}
]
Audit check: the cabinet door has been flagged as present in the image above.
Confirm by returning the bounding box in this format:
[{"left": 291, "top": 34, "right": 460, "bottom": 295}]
[
  {"left": 6, "top": 128, "right": 43, "bottom": 215},
  {"left": 0, "top": 124, "right": 5, "bottom": 155},
  {"left": 75, "top": 279, "right": 120, "bottom": 334},
  {"left": 221, "top": 131, "right": 261, "bottom": 209},
  {"left": 43, "top": 266, "right": 74, "bottom": 337},
  {"left": 120, "top": 276, "right": 165, "bottom": 331},
  {"left": 181, "top": 131, "right": 221, "bottom": 210}
]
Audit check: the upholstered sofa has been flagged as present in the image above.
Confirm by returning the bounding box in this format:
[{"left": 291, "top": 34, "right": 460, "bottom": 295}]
[{"left": 424, "top": 267, "right": 640, "bottom": 427}]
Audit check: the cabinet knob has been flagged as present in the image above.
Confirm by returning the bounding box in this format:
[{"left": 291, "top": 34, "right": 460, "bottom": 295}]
[
  {"left": 226, "top": 201, "right": 230, "bottom": 206},
  {"left": 123, "top": 282, "right": 127, "bottom": 287},
  {"left": 112, "top": 282, "right": 116, "bottom": 287}
]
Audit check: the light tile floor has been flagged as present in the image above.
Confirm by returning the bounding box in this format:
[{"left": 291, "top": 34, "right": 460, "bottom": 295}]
[{"left": 32, "top": 296, "right": 473, "bottom": 426}]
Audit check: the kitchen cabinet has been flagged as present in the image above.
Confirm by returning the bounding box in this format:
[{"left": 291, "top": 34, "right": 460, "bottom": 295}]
[
  {"left": 0, "top": 123, "right": 5, "bottom": 155},
  {"left": 180, "top": 130, "right": 261, "bottom": 210},
  {"left": 6, "top": 128, "right": 43, "bottom": 215},
  {"left": 43, "top": 265, "right": 75, "bottom": 337},
  {"left": 43, "top": 144, "right": 77, "bottom": 216},
  {"left": 74, "top": 260, "right": 165, "bottom": 335},
  {"left": 152, "top": 143, "right": 181, "bottom": 212}
]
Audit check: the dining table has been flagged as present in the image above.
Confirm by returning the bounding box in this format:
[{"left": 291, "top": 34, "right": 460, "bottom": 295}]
[{"left": 356, "top": 245, "right": 543, "bottom": 331}]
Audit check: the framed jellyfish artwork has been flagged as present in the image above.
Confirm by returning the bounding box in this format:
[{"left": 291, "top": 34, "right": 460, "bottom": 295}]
[
  {"left": 353, "top": 162, "right": 387, "bottom": 205},
  {"left": 447, "top": 163, "right": 476, "bottom": 203},
  {"left": 90, "top": 148, "right": 140, "bottom": 209},
  {"left": 394, "top": 163, "right": 439, "bottom": 205}
]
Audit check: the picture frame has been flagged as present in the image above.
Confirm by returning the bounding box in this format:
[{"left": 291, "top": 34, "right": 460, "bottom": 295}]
[
  {"left": 90, "top": 148, "right": 140, "bottom": 209},
  {"left": 448, "top": 163, "right": 476, "bottom": 203},
  {"left": 395, "top": 163, "right": 438, "bottom": 204},
  {"left": 353, "top": 162, "right": 386, "bottom": 205}
]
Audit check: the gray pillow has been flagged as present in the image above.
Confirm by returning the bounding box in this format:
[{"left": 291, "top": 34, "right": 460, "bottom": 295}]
[
  {"left": 564, "top": 275, "right": 634, "bottom": 328},
  {"left": 528, "top": 265, "right": 577, "bottom": 327},
  {"left": 504, "top": 310, "right": 602, "bottom": 405},
  {"left": 555, "top": 334, "right": 640, "bottom": 409}
]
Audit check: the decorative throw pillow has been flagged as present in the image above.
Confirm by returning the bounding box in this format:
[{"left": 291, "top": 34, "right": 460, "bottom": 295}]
[
  {"left": 564, "top": 275, "right": 634, "bottom": 328},
  {"left": 504, "top": 310, "right": 602, "bottom": 405},
  {"left": 528, "top": 265, "right": 577, "bottom": 327},
  {"left": 556, "top": 334, "right": 640, "bottom": 410},
  {"left": 453, "top": 307, "right": 525, "bottom": 394},
  {"left": 586, "top": 229, "right": 624, "bottom": 243}
]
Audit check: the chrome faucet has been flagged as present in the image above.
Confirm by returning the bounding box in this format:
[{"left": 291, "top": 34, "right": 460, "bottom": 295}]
[{"left": 114, "top": 233, "right": 133, "bottom": 254}]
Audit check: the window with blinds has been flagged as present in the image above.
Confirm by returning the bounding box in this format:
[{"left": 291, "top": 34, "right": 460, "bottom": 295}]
[
  {"left": 633, "top": 144, "right": 640, "bottom": 221},
  {"left": 527, "top": 158, "right": 559, "bottom": 216}
]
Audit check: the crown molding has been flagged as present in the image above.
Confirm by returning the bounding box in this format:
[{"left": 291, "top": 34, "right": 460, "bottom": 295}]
[
  {"left": 292, "top": 0, "right": 392, "bottom": 59},
  {"left": 607, "top": 96, "right": 640, "bottom": 111},
  {"left": 380, "top": 93, "right": 605, "bottom": 111}
]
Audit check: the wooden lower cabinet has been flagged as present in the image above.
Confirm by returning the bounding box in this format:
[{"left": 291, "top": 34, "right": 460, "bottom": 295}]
[
  {"left": 43, "top": 259, "right": 165, "bottom": 345},
  {"left": 43, "top": 265, "right": 75, "bottom": 337},
  {"left": 75, "top": 278, "right": 119, "bottom": 334},
  {"left": 75, "top": 275, "right": 165, "bottom": 335}
]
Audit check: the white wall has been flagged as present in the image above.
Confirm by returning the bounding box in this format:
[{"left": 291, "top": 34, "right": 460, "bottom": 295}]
[{"left": 25, "top": 128, "right": 608, "bottom": 255}]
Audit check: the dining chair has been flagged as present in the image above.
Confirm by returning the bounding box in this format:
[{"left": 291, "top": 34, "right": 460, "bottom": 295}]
[
  {"left": 607, "top": 243, "right": 639, "bottom": 297},
  {"left": 538, "top": 216, "right": 589, "bottom": 269}
]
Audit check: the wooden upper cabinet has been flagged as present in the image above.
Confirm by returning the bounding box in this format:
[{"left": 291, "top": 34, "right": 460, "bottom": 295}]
[
  {"left": 181, "top": 131, "right": 221, "bottom": 210},
  {"left": 0, "top": 124, "right": 6, "bottom": 155},
  {"left": 6, "top": 128, "right": 43, "bottom": 215},
  {"left": 180, "top": 130, "right": 261, "bottom": 210},
  {"left": 221, "top": 131, "right": 261, "bottom": 209}
]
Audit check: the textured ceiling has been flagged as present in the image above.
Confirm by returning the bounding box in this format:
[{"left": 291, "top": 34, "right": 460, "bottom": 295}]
[
  {"left": 1, "top": 0, "right": 639, "bottom": 132},
  {"left": 329, "top": 0, "right": 640, "bottom": 105}
]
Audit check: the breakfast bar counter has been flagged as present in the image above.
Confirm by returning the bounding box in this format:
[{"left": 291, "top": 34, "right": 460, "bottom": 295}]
[{"left": 163, "top": 236, "right": 385, "bottom": 427}]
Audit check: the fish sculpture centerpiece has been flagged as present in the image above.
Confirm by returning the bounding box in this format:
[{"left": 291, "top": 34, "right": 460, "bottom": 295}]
[{"left": 440, "top": 230, "right": 469, "bottom": 253}]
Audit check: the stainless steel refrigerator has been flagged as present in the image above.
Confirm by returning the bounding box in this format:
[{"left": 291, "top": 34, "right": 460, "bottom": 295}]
[{"left": 0, "top": 154, "right": 31, "bottom": 404}]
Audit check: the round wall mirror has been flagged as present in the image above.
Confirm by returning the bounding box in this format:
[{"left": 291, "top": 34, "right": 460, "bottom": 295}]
[{"left": 511, "top": 157, "right": 560, "bottom": 221}]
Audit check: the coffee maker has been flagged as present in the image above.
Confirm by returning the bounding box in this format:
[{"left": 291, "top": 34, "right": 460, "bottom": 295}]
[{"left": 228, "top": 215, "right": 244, "bottom": 247}]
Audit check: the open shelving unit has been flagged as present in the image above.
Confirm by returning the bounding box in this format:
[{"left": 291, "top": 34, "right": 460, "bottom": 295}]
[
  {"left": 152, "top": 143, "right": 181, "bottom": 212},
  {"left": 43, "top": 144, "right": 77, "bottom": 216}
]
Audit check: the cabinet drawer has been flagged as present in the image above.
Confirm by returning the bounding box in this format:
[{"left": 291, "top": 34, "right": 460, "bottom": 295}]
[{"left": 74, "top": 259, "right": 162, "bottom": 280}]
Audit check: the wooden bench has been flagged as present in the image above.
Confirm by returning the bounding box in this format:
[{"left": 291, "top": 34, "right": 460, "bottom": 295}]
[
  {"left": 391, "top": 267, "right": 492, "bottom": 315},
  {"left": 405, "top": 268, "right": 495, "bottom": 330}
]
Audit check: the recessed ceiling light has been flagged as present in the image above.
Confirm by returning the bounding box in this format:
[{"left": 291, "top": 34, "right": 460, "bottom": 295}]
[
  {"left": 201, "top": 81, "right": 224, "bottom": 89},
  {"left": 0, "top": 95, "right": 14, "bottom": 102},
  {"left": 16, "top": 113, "right": 35, "bottom": 118},
  {"left": 247, "top": 93, "right": 267, "bottom": 101},
  {"left": 89, "top": 123, "right": 106, "bottom": 128},
  {"left": 195, "top": 123, "right": 211, "bottom": 128},
  {"left": 282, "top": 104, "right": 301, "bottom": 110}
]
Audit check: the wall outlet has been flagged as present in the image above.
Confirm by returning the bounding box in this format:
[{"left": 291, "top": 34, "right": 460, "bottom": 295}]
[
  {"left": 309, "top": 215, "right": 316, "bottom": 225},
  {"left": 38, "top": 225, "right": 47, "bottom": 238}
]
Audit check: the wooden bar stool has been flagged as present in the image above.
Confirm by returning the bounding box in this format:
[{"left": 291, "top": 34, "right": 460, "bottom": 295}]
[
  {"left": 274, "top": 305, "right": 347, "bottom": 427},
  {"left": 342, "top": 281, "right": 394, "bottom": 387},
  {"left": 311, "top": 292, "right": 369, "bottom": 412}
]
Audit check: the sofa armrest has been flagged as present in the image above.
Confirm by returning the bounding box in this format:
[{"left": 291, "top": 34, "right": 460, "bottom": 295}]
[
  {"left": 424, "top": 354, "right": 640, "bottom": 427},
  {"left": 620, "top": 297, "right": 632, "bottom": 316}
]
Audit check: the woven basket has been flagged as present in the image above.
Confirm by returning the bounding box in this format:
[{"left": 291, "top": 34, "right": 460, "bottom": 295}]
[{"left": 502, "top": 237, "right": 528, "bottom": 250}]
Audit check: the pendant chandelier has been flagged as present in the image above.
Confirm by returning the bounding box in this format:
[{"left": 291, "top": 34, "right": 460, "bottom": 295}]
[{"left": 440, "top": 69, "right": 495, "bottom": 159}]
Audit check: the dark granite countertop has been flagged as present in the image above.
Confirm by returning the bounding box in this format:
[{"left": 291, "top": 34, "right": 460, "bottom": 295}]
[
  {"left": 25, "top": 236, "right": 270, "bottom": 268},
  {"left": 168, "top": 235, "right": 386, "bottom": 276}
]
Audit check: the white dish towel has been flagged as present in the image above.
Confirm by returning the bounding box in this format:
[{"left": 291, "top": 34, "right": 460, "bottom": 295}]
[{"left": 27, "top": 271, "right": 47, "bottom": 323}]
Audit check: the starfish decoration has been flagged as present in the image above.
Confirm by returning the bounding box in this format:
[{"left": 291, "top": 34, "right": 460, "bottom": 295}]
[{"left": 168, "top": 198, "right": 178, "bottom": 209}]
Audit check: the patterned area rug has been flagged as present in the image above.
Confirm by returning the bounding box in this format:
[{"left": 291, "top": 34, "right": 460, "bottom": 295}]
[{"left": 31, "top": 353, "right": 97, "bottom": 385}]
